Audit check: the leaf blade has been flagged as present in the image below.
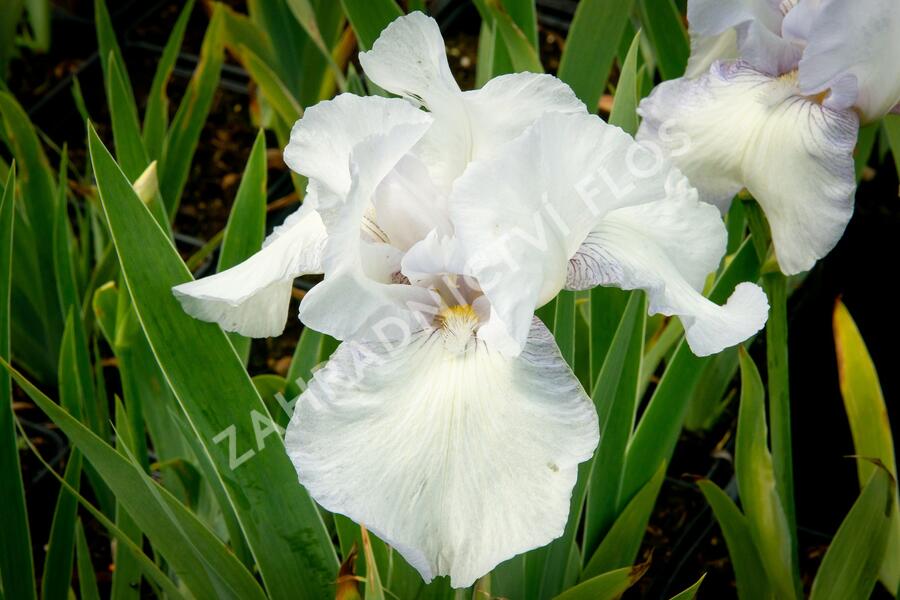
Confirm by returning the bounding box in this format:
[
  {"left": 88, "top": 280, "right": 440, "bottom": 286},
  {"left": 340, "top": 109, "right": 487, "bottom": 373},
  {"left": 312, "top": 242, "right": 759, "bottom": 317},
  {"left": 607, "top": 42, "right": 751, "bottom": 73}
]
[
  {"left": 3, "top": 360, "right": 268, "bottom": 600},
  {"left": 143, "top": 0, "right": 195, "bottom": 161},
  {"left": 735, "top": 349, "right": 797, "bottom": 600},
  {"left": 159, "top": 7, "right": 225, "bottom": 217},
  {"left": 609, "top": 32, "right": 641, "bottom": 135},
  {"left": 697, "top": 480, "right": 770, "bottom": 600},
  {"left": 218, "top": 129, "right": 268, "bottom": 363},
  {"left": 340, "top": 0, "right": 403, "bottom": 51},
  {"left": 557, "top": 0, "right": 635, "bottom": 110},
  {"left": 636, "top": 0, "right": 688, "bottom": 80},
  {"left": 582, "top": 463, "right": 665, "bottom": 579},
  {"left": 583, "top": 292, "right": 645, "bottom": 559},
  {"left": 810, "top": 466, "right": 896, "bottom": 600},
  {"left": 620, "top": 238, "right": 761, "bottom": 505},
  {"left": 554, "top": 563, "right": 647, "bottom": 600},
  {"left": 833, "top": 299, "right": 900, "bottom": 591},
  {"left": 0, "top": 163, "right": 37, "bottom": 600},
  {"left": 89, "top": 124, "right": 339, "bottom": 599}
]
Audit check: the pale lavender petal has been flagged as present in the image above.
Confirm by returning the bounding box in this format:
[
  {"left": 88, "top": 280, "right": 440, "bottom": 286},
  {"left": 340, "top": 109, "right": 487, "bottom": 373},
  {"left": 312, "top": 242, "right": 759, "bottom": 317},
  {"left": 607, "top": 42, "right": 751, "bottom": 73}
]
[
  {"left": 797, "top": 0, "right": 900, "bottom": 122},
  {"left": 781, "top": 0, "right": 820, "bottom": 45},
  {"left": 687, "top": 0, "right": 801, "bottom": 74},
  {"left": 637, "top": 61, "right": 858, "bottom": 274}
]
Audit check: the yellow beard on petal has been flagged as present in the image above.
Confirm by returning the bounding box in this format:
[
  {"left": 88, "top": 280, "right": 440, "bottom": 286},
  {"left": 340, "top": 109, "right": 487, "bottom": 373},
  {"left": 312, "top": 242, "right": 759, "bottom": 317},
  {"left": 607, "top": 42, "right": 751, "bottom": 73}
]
[
  {"left": 435, "top": 305, "right": 480, "bottom": 354},
  {"left": 778, "top": 70, "right": 829, "bottom": 106}
]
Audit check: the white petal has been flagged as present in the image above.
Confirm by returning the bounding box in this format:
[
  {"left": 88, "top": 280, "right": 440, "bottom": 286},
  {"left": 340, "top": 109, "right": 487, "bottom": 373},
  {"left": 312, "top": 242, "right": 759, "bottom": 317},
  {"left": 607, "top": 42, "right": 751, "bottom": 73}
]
[
  {"left": 358, "top": 12, "right": 460, "bottom": 107},
  {"left": 471, "top": 296, "right": 523, "bottom": 357},
  {"left": 797, "top": 0, "right": 900, "bottom": 122},
  {"left": 566, "top": 173, "right": 717, "bottom": 292},
  {"left": 400, "top": 230, "right": 465, "bottom": 289},
  {"left": 687, "top": 0, "right": 800, "bottom": 74},
  {"left": 464, "top": 73, "right": 587, "bottom": 145},
  {"left": 373, "top": 155, "right": 452, "bottom": 252},
  {"left": 283, "top": 93, "right": 432, "bottom": 202},
  {"left": 451, "top": 112, "right": 683, "bottom": 353},
  {"left": 298, "top": 254, "right": 439, "bottom": 343},
  {"left": 361, "top": 15, "right": 585, "bottom": 188},
  {"left": 172, "top": 204, "right": 326, "bottom": 338},
  {"left": 298, "top": 114, "right": 440, "bottom": 341},
  {"left": 636, "top": 61, "right": 858, "bottom": 274},
  {"left": 285, "top": 316, "right": 598, "bottom": 588},
  {"left": 360, "top": 241, "right": 405, "bottom": 284},
  {"left": 567, "top": 191, "right": 768, "bottom": 356},
  {"left": 435, "top": 72, "right": 588, "bottom": 189}
]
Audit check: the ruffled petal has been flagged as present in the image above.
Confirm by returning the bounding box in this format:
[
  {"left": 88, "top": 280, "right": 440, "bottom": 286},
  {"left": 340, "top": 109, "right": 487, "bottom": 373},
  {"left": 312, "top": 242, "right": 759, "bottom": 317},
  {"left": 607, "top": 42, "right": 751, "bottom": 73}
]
[
  {"left": 796, "top": 0, "right": 900, "bottom": 122},
  {"left": 285, "top": 316, "right": 598, "bottom": 588},
  {"left": 358, "top": 12, "right": 460, "bottom": 107},
  {"left": 401, "top": 230, "right": 465, "bottom": 288},
  {"left": 566, "top": 191, "right": 768, "bottom": 356},
  {"left": 358, "top": 13, "right": 467, "bottom": 190},
  {"left": 417, "top": 72, "right": 587, "bottom": 189},
  {"left": 283, "top": 93, "right": 432, "bottom": 203},
  {"left": 451, "top": 112, "right": 684, "bottom": 353},
  {"left": 361, "top": 14, "right": 585, "bottom": 188},
  {"left": 687, "top": 0, "right": 800, "bottom": 75},
  {"left": 418, "top": 72, "right": 588, "bottom": 189},
  {"left": 172, "top": 204, "right": 326, "bottom": 338},
  {"left": 780, "top": 0, "right": 818, "bottom": 46},
  {"left": 636, "top": 61, "right": 858, "bottom": 274},
  {"left": 298, "top": 250, "right": 439, "bottom": 343},
  {"left": 298, "top": 112, "right": 440, "bottom": 341},
  {"left": 373, "top": 155, "right": 452, "bottom": 252},
  {"left": 463, "top": 73, "right": 588, "bottom": 152}
]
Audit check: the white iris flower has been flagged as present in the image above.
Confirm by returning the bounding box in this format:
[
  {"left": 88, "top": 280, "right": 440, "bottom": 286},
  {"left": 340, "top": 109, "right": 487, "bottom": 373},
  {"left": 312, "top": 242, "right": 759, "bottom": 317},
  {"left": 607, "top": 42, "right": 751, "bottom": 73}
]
[
  {"left": 637, "top": 0, "right": 900, "bottom": 275},
  {"left": 172, "top": 12, "right": 768, "bottom": 588}
]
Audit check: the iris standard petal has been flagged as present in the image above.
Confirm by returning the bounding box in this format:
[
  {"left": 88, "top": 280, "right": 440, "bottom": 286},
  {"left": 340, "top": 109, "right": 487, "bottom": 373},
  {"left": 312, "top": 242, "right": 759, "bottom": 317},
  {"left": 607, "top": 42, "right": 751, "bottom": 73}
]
[
  {"left": 358, "top": 11, "right": 461, "bottom": 108},
  {"left": 416, "top": 71, "right": 588, "bottom": 188},
  {"left": 400, "top": 230, "right": 467, "bottom": 290},
  {"left": 780, "top": 0, "right": 820, "bottom": 46},
  {"left": 358, "top": 12, "right": 469, "bottom": 189},
  {"left": 687, "top": 0, "right": 800, "bottom": 75},
  {"left": 462, "top": 72, "right": 588, "bottom": 152},
  {"left": 637, "top": 61, "right": 858, "bottom": 275},
  {"left": 797, "top": 0, "right": 900, "bottom": 122},
  {"left": 298, "top": 115, "right": 441, "bottom": 341},
  {"left": 566, "top": 191, "right": 769, "bottom": 356},
  {"left": 360, "top": 14, "right": 585, "bottom": 188},
  {"left": 285, "top": 315, "right": 598, "bottom": 588},
  {"left": 451, "top": 112, "right": 682, "bottom": 353},
  {"left": 283, "top": 93, "right": 432, "bottom": 203},
  {"left": 172, "top": 204, "right": 326, "bottom": 338},
  {"left": 373, "top": 155, "right": 452, "bottom": 252}
]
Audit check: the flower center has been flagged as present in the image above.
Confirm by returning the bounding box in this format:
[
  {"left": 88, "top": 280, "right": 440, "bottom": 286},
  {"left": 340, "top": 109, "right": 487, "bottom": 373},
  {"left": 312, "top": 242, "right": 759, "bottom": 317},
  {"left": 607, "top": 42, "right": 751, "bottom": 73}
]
[
  {"left": 433, "top": 304, "right": 481, "bottom": 354},
  {"left": 777, "top": 70, "right": 829, "bottom": 105},
  {"left": 436, "top": 304, "right": 479, "bottom": 332}
]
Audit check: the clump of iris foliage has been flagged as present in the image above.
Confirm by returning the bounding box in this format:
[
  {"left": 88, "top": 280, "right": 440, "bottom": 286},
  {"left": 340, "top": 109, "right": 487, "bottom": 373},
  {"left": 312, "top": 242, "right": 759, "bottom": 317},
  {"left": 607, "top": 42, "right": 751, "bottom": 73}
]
[{"left": 1, "top": 1, "right": 898, "bottom": 599}]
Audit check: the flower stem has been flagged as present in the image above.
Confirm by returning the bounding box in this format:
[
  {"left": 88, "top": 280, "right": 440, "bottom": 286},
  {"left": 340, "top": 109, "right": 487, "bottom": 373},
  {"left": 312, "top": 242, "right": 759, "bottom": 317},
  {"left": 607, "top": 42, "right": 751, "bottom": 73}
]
[
  {"left": 764, "top": 271, "right": 801, "bottom": 594},
  {"left": 746, "top": 198, "right": 801, "bottom": 594}
]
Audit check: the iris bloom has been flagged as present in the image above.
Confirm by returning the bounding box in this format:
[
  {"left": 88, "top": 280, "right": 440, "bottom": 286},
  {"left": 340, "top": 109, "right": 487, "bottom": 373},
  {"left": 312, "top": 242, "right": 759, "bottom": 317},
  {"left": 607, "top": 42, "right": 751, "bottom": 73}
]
[
  {"left": 173, "top": 13, "right": 768, "bottom": 587},
  {"left": 637, "top": 0, "right": 900, "bottom": 275}
]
